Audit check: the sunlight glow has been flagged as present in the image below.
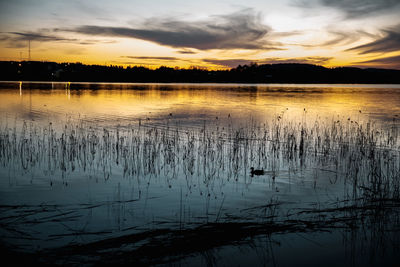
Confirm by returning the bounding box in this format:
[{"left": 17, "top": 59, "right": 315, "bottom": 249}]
[{"left": 0, "top": 0, "right": 399, "bottom": 69}]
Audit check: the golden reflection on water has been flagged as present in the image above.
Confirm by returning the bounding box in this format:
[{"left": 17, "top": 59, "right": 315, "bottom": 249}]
[{"left": 0, "top": 83, "right": 399, "bottom": 127}]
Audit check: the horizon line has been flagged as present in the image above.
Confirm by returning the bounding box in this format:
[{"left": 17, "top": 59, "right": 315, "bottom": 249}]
[{"left": 2, "top": 60, "right": 400, "bottom": 71}]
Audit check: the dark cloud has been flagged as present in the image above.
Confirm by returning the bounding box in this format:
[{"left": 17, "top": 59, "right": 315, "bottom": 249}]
[
  {"left": 79, "top": 39, "right": 117, "bottom": 45},
  {"left": 268, "top": 31, "right": 304, "bottom": 38},
  {"left": 0, "top": 31, "right": 78, "bottom": 48},
  {"left": 263, "top": 57, "right": 333, "bottom": 65},
  {"left": 347, "top": 26, "right": 400, "bottom": 54},
  {"left": 0, "top": 35, "right": 9, "bottom": 41},
  {"left": 294, "top": 0, "right": 400, "bottom": 18},
  {"left": 118, "top": 56, "right": 202, "bottom": 66},
  {"left": 8, "top": 31, "right": 77, "bottom": 42},
  {"left": 59, "top": 9, "right": 273, "bottom": 50},
  {"left": 122, "top": 56, "right": 180, "bottom": 61},
  {"left": 1, "top": 31, "right": 117, "bottom": 48},
  {"left": 114, "top": 61, "right": 159, "bottom": 66},
  {"left": 176, "top": 49, "right": 197, "bottom": 54},
  {"left": 356, "top": 55, "right": 400, "bottom": 69},
  {"left": 203, "top": 56, "right": 333, "bottom": 68},
  {"left": 320, "top": 0, "right": 400, "bottom": 18}
]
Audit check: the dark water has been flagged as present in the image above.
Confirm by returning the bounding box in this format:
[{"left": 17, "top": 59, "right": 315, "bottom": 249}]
[{"left": 0, "top": 82, "right": 399, "bottom": 266}]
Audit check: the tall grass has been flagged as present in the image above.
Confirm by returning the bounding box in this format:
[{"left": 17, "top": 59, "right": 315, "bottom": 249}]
[
  {"left": 1, "top": 114, "right": 399, "bottom": 265},
  {"left": 1, "top": 115, "right": 399, "bottom": 201}
]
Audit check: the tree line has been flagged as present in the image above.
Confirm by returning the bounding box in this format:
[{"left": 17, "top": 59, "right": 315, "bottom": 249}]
[{"left": 1, "top": 61, "right": 399, "bottom": 83}]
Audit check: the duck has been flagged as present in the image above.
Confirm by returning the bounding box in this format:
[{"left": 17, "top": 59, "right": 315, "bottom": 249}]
[{"left": 250, "top": 167, "right": 265, "bottom": 177}]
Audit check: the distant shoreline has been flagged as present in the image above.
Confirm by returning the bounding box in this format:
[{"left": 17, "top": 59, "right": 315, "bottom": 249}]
[{"left": 1, "top": 61, "right": 400, "bottom": 84}]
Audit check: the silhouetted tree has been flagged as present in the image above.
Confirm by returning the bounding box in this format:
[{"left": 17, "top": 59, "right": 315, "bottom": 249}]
[{"left": 0, "top": 61, "right": 399, "bottom": 84}]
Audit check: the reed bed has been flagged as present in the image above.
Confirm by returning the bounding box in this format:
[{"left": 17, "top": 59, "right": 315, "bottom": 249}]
[
  {"left": 1, "top": 115, "right": 399, "bottom": 200},
  {"left": 1, "top": 115, "right": 399, "bottom": 265}
]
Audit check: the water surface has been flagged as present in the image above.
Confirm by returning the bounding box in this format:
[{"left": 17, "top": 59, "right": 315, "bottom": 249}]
[{"left": 0, "top": 82, "right": 399, "bottom": 265}]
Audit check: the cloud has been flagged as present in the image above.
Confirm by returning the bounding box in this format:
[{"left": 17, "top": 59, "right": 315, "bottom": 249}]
[
  {"left": 0, "top": 35, "right": 9, "bottom": 41},
  {"left": 118, "top": 56, "right": 203, "bottom": 66},
  {"left": 122, "top": 56, "right": 180, "bottom": 61},
  {"left": 294, "top": 0, "right": 400, "bottom": 18},
  {"left": 268, "top": 30, "right": 304, "bottom": 38},
  {"left": 294, "top": 30, "right": 376, "bottom": 48},
  {"left": 319, "top": 31, "right": 362, "bottom": 47},
  {"left": 0, "top": 31, "right": 78, "bottom": 48},
  {"left": 203, "top": 56, "right": 333, "bottom": 68},
  {"left": 176, "top": 49, "right": 197, "bottom": 54},
  {"left": 105, "top": 56, "right": 334, "bottom": 69},
  {"left": 1, "top": 31, "right": 117, "bottom": 48},
  {"left": 319, "top": 0, "right": 400, "bottom": 18},
  {"left": 59, "top": 9, "right": 274, "bottom": 50},
  {"left": 356, "top": 55, "right": 400, "bottom": 69},
  {"left": 8, "top": 31, "right": 77, "bottom": 42},
  {"left": 78, "top": 39, "right": 117, "bottom": 45},
  {"left": 263, "top": 57, "right": 333, "bottom": 65},
  {"left": 114, "top": 61, "right": 159, "bottom": 66},
  {"left": 347, "top": 25, "right": 400, "bottom": 54}
]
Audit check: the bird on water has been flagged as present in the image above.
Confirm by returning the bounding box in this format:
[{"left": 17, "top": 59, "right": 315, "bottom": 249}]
[{"left": 250, "top": 167, "right": 265, "bottom": 177}]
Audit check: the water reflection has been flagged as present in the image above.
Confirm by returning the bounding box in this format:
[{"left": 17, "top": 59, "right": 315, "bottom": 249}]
[
  {"left": 0, "top": 82, "right": 399, "bottom": 265},
  {"left": 1, "top": 83, "right": 400, "bottom": 129}
]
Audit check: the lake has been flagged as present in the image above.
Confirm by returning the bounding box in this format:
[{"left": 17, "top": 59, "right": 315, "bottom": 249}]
[{"left": 0, "top": 82, "right": 399, "bottom": 266}]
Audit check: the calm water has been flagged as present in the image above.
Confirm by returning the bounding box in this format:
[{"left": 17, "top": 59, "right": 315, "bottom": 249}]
[{"left": 0, "top": 82, "right": 399, "bottom": 265}]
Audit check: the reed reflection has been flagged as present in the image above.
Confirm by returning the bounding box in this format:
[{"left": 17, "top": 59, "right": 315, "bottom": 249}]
[{"left": 0, "top": 82, "right": 399, "bottom": 265}]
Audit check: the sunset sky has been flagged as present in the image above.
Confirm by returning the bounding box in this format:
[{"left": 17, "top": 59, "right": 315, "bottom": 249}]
[{"left": 0, "top": 0, "right": 399, "bottom": 69}]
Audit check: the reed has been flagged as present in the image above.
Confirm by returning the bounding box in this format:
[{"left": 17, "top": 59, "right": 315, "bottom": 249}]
[
  {"left": 1, "top": 114, "right": 399, "bottom": 265},
  {"left": 1, "top": 115, "right": 399, "bottom": 201}
]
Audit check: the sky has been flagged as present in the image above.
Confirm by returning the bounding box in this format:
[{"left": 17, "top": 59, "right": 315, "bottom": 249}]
[{"left": 0, "top": 0, "right": 399, "bottom": 69}]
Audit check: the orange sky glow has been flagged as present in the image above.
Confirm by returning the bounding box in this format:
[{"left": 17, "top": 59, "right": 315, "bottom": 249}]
[{"left": 0, "top": 0, "right": 399, "bottom": 69}]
